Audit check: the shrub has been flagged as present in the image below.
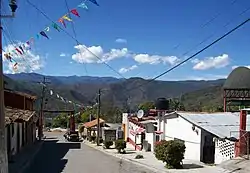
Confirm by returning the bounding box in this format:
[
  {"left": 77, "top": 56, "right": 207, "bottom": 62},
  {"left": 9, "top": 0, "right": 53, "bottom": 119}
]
[
  {"left": 135, "top": 154, "right": 144, "bottom": 159},
  {"left": 95, "top": 138, "right": 103, "bottom": 144},
  {"left": 104, "top": 140, "right": 113, "bottom": 149},
  {"left": 154, "top": 140, "right": 185, "bottom": 169},
  {"left": 115, "top": 139, "right": 126, "bottom": 153},
  {"left": 89, "top": 136, "right": 96, "bottom": 142}
]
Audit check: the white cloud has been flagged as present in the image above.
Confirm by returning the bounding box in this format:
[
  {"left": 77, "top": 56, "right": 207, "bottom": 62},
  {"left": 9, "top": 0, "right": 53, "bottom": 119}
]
[
  {"left": 72, "top": 44, "right": 180, "bottom": 66},
  {"left": 133, "top": 54, "right": 180, "bottom": 65},
  {"left": 168, "top": 74, "right": 227, "bottom": 81},
  {"left": 232, "top": 65, "right": 250, "bottom": 69},
  {"left": 60, "top": 53, "right": 67, "bottom": 57},
  {"left": 72, "top": 44, "right": 129, "bottom": 64},
  {"left": 3, "top": 42, "right": 43, "bottom": 74},
  {"left": 115, "top": 38, "right": 127, "bottom": 43},
  {"left": 193, "top": 54, "right": 230, "bottom": 70},
  {"left": 119, "top": 65, "right": 138, "bottom": 74}
]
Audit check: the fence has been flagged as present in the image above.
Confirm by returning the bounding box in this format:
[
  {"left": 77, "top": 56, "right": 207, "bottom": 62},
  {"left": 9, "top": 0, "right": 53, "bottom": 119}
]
[{"left": 230, "top": 130, "right": 250, "bottom": 159}]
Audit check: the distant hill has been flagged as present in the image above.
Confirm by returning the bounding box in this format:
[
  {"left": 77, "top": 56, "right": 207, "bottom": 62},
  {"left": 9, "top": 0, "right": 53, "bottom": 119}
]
[
  {"left": 5, "top": 73, "right": 226, "bottom": 112},
  {"left": 6, "top": 73, "right": 120, "bottom": 85}
]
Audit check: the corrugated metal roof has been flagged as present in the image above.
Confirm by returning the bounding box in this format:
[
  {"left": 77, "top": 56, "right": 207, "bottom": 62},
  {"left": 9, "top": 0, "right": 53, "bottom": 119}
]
[{"left": 176, "top": 112, "right": 250, "bottom": 139}]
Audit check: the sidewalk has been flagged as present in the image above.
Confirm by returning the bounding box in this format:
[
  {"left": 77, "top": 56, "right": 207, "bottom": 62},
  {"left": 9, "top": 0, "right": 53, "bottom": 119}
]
[
  {"left": 9, "top": 140, "right": 44, "bottom": 173},
  {"left": 84, "top": 141, "right": 230, "bottom": 173}
]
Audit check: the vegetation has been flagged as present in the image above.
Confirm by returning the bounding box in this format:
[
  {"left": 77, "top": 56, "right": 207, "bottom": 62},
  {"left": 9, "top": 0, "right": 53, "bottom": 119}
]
[
  {"left": 104, "top": 140, "right": 113, "bottom": 149},
  {"left": 138, "top": 101, "right": 155, "bottom": 112},
  {"left": 52, "top": 113, "right": 69, "bottom": 128},
  {"left": 115, "top": 139, "right": 126, "bottom": 153},
  {"left": 154, "top": 140, "right": 186, "bottom": 169},
  {"left": 5, "top": 73, "right": 234, "bottom": 123}
]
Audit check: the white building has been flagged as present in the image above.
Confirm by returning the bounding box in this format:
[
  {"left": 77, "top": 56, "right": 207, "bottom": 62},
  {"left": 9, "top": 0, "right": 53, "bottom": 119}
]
[{"left": 159, "top": 111, "right": 250, "bottom": 164}]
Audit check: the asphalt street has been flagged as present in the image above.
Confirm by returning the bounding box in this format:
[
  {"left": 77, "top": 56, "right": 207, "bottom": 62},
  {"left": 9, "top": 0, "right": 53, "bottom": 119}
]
[{"left": 25, "top": 132, "right": 154, "bottom": 173}]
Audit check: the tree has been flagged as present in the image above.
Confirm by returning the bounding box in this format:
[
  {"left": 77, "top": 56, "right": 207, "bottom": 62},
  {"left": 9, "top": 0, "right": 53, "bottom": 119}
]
[
  {"left": 170, "top": 99, "right": 185, "bottom": 111},
  {"left": 138, "top": 101, "right": 155, "bottom": 112},
  {"left": 52, "top": 113, "right": 69, "bottom": 128}
]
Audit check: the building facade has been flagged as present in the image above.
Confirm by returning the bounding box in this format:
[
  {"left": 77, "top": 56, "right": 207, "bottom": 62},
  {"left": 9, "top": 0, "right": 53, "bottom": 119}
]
[{"left": 4, "top": 89, "right": 38, "bottom": 161}]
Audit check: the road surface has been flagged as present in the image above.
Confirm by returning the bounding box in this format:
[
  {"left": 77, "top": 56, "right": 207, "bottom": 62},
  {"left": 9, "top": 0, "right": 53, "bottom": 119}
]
[{"left": 25, "top": 132, "right": 154, "bottom": 173}]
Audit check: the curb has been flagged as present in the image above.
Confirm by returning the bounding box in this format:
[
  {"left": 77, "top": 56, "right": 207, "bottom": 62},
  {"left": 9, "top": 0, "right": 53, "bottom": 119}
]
[
  {"left": 83, "top": 142, "right": 167, "bottom": 173},
  {"left": 19, "top": 140, "right": 44, "bottom": 173}
]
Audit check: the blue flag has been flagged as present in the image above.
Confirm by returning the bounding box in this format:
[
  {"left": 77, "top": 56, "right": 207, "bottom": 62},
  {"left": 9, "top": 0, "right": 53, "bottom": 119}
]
[{"left": 88, "top": 0, "right": 99, "bottom": 6}]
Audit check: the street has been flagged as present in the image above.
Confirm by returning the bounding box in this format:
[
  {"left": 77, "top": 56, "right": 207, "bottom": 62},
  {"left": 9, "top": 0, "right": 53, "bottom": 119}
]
[{"left": 25, "top": 132, "right": 154, "bottom": 173}]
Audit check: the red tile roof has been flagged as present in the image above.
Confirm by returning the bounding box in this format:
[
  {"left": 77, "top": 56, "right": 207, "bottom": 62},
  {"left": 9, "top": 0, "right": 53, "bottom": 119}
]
[{"left": 83, "top": 118, "right": 105, "bottom": 128}]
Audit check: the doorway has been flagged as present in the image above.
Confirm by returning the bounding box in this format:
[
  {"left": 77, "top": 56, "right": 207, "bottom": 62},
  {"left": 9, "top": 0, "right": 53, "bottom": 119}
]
[{"left": 202, "top": 132, "right": 215, "bottom": 163}]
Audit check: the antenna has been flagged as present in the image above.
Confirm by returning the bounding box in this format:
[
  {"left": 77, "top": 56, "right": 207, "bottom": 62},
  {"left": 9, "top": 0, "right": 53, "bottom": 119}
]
[{"left": 137, "top": 109, "right": 144, "bottom": 119}]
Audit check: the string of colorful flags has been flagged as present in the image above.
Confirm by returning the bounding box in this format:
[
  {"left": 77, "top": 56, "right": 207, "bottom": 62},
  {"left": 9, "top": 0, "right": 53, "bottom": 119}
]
[
  {"left": 49, "top": 89, "right": 84, "bottom": 109},
  {"left": 3, "top": 0, "right": 99, "bottom": 71}
]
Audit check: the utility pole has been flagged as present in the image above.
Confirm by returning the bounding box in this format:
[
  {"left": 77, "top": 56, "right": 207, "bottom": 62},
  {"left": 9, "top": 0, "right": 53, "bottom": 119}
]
[
  {"left": 97, "top": 89, "right": 101, "bottom": 146},
  {"left": 38, "top": 76, "right": 49, "bottom": 140},
  {"left": 0, "top": 1, "right": 17, "bottom": 172}
]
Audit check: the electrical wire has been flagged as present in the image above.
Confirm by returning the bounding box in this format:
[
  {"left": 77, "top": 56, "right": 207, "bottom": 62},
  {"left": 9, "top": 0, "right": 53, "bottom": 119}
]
[
  {"left": 125, "top": 18, "right": 250, "bottom": 92},
  {"left": 26, "top": 0, "right": 124, "bottom": 80},
  {"left": 172, "top": 0, "right": 239, "bottom": 52},
  {"left": 26, "top": 0, "right": 250, "bottom": 107},
  {"left": 63, "top": 0, "right": 88, "bottom": 75}
]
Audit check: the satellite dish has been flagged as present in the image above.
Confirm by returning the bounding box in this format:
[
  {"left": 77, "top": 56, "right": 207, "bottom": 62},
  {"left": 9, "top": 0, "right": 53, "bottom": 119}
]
[{"left": 137, "top": 109, "right": 144, "bottom": 119}]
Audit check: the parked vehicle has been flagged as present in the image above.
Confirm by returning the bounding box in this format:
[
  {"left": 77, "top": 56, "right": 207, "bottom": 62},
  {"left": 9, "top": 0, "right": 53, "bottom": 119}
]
[{"left": 64, "top": 131, "right": 80, "bottom": 142}]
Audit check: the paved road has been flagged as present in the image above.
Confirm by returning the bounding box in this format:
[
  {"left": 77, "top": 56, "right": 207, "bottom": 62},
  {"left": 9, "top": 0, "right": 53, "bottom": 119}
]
[{"left": 25, "top": 132, "right": 154, "bottom": 173}]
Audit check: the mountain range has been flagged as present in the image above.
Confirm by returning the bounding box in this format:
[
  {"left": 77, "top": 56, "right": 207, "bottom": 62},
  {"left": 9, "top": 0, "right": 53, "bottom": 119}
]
[{"left": 4, "top": 73, "right": 225, "bottom": 112}]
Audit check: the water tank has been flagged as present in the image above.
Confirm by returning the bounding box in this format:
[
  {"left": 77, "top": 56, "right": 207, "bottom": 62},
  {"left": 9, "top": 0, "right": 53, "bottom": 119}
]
[{"left": 155, "top": 98, "right": 169, "bottom": 110}]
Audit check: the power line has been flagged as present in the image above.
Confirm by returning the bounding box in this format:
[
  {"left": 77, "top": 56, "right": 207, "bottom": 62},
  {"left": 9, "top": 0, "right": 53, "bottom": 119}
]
[
  {"left": 63, "top": 0, "right": 88, "bottom": 75},
  {"left": 125, "top": 18, "right": 250, "bottom": 92},
  {"left": 172, "top": 0, "right": 239, "bottom": 52},
  {"left": 26, "top": 0, "right": 124, "bottom": 79}
]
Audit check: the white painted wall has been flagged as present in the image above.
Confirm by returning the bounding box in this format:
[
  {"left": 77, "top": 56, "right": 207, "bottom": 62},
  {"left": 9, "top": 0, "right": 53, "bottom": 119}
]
[
  {"left": 128, "top": 122, "right": 142, "bottom": 145},
  {"left": 214, "top": 139, "right": 235, "bottom": 164},
  {"left": 12, "top": 123, "right": 18, "bottom": 155},
  {"left": 162, "top": 116, "right": 202, "bottom": 161},
  {"left": 145, "top": 133, "right": 155, "bottom": 151}
]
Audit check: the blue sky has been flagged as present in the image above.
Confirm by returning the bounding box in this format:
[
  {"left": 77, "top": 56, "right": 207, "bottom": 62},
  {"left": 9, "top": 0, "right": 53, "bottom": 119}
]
[{"left": 2, "top": 0, "right": 250, "bottom": 80}]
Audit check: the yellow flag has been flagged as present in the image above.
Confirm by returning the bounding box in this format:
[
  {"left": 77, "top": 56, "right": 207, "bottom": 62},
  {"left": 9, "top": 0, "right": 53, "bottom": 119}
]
[{"left": 62, "top": 15, "right": 72, "bottom": 21}]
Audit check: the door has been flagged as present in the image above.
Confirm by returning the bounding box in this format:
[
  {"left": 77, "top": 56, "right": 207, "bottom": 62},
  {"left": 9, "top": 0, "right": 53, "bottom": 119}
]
[{"left": 203, "top": 135, "right": 215, "bottom": 163}]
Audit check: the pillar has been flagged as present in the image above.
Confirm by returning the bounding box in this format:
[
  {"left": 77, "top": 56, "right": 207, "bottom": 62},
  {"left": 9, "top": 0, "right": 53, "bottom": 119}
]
[
  {"left": 223, "top": 90, "right": 227, "bottom": 112},
  {"left": 236, "top": 109, "right": 247, "bottom": 157}
]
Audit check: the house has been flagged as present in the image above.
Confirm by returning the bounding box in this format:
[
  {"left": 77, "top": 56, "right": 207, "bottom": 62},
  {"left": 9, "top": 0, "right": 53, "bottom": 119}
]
[
  {"left": 80, "top": 119, "right": 123, "bottom": 141},
  {"left": 123, "top": 110, "right": 250, "bottom": 164},
  {"left": 102, "top": 123, "right": 122, "bottom": 141},
  {"left": 160, "top": 111, "right": 250, "bottom": 164},
  {"left": 81, "top": 118, "right": 105, "bottom": 138},
  {"left": 4, "top": 89, "right": 38, "bottom": 161},
  {"left": 122, "top": 113, "right": 158, "bottom": 151}
]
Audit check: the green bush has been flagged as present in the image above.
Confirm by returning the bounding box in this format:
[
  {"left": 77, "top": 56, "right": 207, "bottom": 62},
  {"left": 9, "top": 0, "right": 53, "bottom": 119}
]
[
  {"left": 115, "top": 139, "right": 126, "bottom": 153},
  {"left": 154, "top": 140, "right": 186, "bottom": 169},
  {"left": 104, "top": 140, "right": 113, "bottom": 149}
]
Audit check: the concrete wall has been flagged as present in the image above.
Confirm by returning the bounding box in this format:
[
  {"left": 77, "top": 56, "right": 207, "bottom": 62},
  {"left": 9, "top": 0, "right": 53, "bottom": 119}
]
[
  {"left": 214, "top": 139, "right": 235, "bottom": 164},
  {"left": 128, "top": 122, "right": 142, "bottom": 150},
  {"left": 5, "top": 121, "right": 37, "bottom": 159},
  {"left": 163, "top": 116, "right": 202, "bottom": 161}
]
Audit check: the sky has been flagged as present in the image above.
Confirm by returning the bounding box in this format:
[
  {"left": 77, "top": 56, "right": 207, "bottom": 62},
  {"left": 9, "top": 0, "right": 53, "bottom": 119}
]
[{"left": 2, "top": 0, "right": 250, "bottom": 81}]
